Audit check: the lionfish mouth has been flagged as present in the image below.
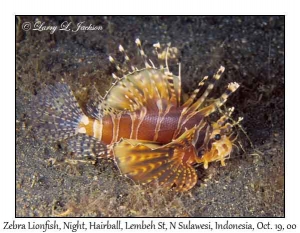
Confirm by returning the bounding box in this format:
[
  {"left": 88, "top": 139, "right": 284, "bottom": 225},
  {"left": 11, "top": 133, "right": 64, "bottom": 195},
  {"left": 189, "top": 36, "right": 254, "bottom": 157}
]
[{"left": 196, "top": 136, "right": 233, "bottom": 169}]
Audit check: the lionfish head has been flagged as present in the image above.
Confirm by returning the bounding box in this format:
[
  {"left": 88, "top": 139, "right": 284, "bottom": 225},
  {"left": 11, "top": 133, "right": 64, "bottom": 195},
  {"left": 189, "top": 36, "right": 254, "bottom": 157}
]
[{"left": 195, "top": 107, "right": 240, "bottom": 169}]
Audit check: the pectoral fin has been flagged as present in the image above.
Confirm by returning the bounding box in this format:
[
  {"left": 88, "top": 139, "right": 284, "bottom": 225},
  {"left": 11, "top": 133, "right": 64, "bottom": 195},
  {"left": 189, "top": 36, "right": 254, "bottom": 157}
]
[{"left": 113, "top": 139, "right": 198, "bottom": 191}]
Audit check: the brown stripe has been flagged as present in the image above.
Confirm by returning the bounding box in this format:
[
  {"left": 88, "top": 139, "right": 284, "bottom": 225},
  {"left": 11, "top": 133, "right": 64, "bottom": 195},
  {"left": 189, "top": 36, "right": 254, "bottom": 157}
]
[
  {"left": 117, "top": 113, "right": 132, "bottom": 140},
  {"left": 101, "top": 115, "right": 113, "bottom": 144},
  {"left": 137, "top": 110, "right": 158, "bottom": 141},
  {"left": 156, "top": 106, "right": 181, "bottom": 143}
]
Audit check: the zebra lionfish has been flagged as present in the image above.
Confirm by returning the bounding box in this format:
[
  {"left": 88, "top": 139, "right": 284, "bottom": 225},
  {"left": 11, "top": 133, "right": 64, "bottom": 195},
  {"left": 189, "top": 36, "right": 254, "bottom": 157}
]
[{"left": 33, "top": 39, "right": 241, "bottom": 192}]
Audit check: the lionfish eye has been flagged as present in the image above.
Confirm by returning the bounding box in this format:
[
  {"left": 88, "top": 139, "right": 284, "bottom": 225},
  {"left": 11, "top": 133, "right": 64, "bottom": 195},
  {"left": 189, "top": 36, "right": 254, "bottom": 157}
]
[{"left": 214, "top": 134, "right": 221, "bottom": 140}]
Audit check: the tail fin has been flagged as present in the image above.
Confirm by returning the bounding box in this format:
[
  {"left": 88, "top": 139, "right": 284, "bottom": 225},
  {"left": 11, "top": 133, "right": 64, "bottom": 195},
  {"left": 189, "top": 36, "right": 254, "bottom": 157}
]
[{"left": 31, "top": 83, "right": 85, "bottom": 142}]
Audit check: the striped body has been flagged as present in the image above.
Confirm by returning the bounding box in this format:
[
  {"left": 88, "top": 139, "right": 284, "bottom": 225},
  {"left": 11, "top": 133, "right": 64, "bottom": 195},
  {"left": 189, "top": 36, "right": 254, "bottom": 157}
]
[{"left": 79, "top": 107, "right": 205, "bottom": 145}]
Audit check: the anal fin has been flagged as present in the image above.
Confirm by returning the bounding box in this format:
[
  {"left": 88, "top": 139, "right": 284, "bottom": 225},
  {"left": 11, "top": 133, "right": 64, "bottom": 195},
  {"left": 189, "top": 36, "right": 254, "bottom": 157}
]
[{"left": 67, "top": 134, "right": 108, "bottom": 158}]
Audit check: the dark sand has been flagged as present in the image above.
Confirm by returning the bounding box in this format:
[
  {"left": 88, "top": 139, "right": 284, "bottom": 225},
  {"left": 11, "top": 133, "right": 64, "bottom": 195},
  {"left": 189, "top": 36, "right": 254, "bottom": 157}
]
[{"left": 16, "top": 16, "right": 284, "bottom": 217}]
